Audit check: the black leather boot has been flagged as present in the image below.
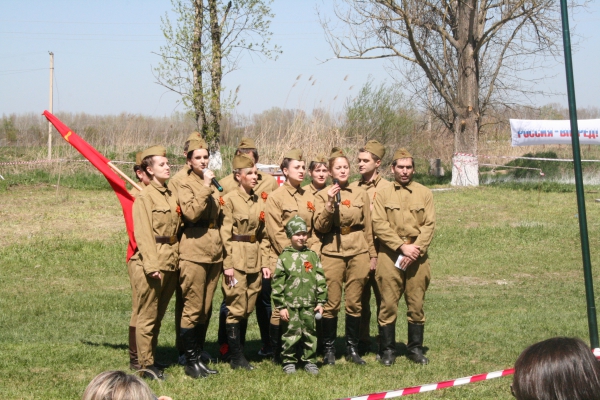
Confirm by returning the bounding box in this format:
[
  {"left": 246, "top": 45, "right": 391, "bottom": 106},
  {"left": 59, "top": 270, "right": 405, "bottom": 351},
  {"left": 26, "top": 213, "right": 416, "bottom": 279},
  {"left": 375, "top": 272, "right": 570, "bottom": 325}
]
[
  {"left": 197, "top": 323, "right": 216, "bottom": 365},
  {"left": 406, "top": 323, "right": 429, "bottom": 365},
  {"left": 345, "top": 315, "right": 366, "bottom": 364},
  {"left": 240, "top": 318, "right": 248, "bottom": 351},
  {"left": 226, "top": 323, "right": 254, "bottom": 370},
  {"left": 322, "top": 317, "right": 337, "bottom": 365},
  {"left": 269, "top": 323, "right": 281, "bottom": 364},
  {"left": 315, "top": 318, "right": 323, "bottom": 356},
  {"left": 129, "top": 326, "right": 141, "bottom": 371},
  {"left": 377, "top": 324, "right": 396, "bottom": 366},
  {"left": 181, "top": 327, "right": 208, "bottom": 378}
]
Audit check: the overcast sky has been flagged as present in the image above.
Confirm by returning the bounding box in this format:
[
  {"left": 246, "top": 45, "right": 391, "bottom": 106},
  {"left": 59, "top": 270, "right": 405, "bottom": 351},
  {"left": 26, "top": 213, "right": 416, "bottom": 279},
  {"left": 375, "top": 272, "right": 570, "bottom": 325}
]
[{"left": 1, "top": 0, "right": 599, "bottom": 119}]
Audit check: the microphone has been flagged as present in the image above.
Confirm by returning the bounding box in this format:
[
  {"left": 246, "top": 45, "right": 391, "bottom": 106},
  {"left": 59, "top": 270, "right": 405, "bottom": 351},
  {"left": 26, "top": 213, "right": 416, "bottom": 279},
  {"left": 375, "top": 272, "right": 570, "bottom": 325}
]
[
  {"left": 203, "top": 168, "right": 223, "bottom": 192},
  {"left": 332, "top": 178, "right": 341, "bottom": 204}
]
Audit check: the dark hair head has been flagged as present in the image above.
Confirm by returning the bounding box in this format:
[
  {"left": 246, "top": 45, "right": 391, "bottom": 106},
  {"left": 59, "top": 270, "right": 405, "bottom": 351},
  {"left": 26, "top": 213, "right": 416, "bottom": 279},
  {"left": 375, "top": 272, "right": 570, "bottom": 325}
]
[
  {"left": 183, "top": 140, "right": 191, "bottom": 153},
  {"left": 358, "top": 148, "right": 381, "bottom": 163},
  {"left": 391, "top": 158, "right": 415, "bottom": 168},
  {"left": 186, "top": 147, "right": 210, "bottom": 161},
  {"left": 133, "top": 165, "right": 143, "bottom": 182},
  {"left": 512, "top": 337, "right": 600, "bottom": 400},
  {"left": 140, "top": 155, "right": 156, "bottom": 179},
  {"left": 236, "top": 148, "right": 259, "bottom": 163},
  {"left": 309, "top": 160, "right": 327, "bottom": 172},
  {"left": 280, "top": 158, "right": 291, "bottom": 176}
]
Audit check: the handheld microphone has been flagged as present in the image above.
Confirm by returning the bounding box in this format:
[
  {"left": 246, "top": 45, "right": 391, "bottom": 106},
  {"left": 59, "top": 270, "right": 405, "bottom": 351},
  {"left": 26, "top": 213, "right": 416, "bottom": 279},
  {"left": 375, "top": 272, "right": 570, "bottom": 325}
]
[
  {"left": 332, "top": 178, "right": 341, "bottom": 204},
  {"left": 203, "top": 168, "right": 223, "bottom": 192}
]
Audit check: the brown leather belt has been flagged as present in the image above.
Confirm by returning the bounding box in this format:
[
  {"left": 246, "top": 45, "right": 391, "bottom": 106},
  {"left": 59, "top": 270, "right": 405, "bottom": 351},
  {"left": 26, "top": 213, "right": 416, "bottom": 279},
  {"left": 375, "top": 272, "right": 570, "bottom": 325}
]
[
  {"left": 332, "top": 225, "right": 364, "bottom": 235},
  {"left": 400, "top": 236, "right": 417, "bottom": 244},
  {"left": 232, "top": 234, "right": 256, "bottom": 243},
  {"left": 155, "top": 235, "right": 177, "bottom": 244},
  {"left": 185, "top": 220, "right": 219, "bottom": 229}
]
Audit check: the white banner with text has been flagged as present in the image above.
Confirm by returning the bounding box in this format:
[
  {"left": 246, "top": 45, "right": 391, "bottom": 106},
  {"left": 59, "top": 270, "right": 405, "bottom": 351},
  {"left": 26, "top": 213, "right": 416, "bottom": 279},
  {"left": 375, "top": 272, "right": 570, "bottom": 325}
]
[{"left": 510, "top": 119, "right": 600, "bottom": 146}]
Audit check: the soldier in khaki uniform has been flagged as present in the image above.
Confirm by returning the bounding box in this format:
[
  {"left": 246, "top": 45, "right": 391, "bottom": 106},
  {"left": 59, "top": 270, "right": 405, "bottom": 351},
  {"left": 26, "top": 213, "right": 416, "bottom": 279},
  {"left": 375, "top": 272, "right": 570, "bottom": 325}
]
[
  {"left": 218, "top": 137, "right": 279, "bottom": 196},
  {"left": 348, "top": 140, "right": 393, "bottom": 355},
  {"left": 306, "top": 155, "right": 329, "bottom": 196},
  {"left": 314, "top": 147, "right": 377, "bottom": 366},
  {"left": 132, "top": 145, "right": 181, "bottom": 380},
  {"left": 220, "top": 154, "right": 270, "bottom": 370},
  {"left": 265, "top": 148, "right": 317, "bottom": 363},
  {"left": 169, "top": 138, "right": 220, "bottom": 378},
  {"left": 372, "top": 148, "right": 435, "bottom": 366},
  {"left": 167, "top": 131, "right": 203, "bottom": 366},
  {"left": 126, "top": 151, "right": 149, "bottom": 371}
]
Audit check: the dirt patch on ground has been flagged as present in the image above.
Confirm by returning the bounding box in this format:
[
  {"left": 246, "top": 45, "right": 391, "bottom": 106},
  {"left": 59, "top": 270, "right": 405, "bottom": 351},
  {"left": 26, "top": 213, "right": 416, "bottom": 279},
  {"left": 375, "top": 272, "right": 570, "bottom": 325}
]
[{"left": 0, "top": 184, "right": 124, "bottom": 247}]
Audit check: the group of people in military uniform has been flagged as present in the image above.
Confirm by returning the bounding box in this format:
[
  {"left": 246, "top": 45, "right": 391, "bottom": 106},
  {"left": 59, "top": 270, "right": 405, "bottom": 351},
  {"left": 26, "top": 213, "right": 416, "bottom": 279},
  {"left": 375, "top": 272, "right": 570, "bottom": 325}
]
[{"left": 125, "top": 134, "right": 436, "bottom": 380}]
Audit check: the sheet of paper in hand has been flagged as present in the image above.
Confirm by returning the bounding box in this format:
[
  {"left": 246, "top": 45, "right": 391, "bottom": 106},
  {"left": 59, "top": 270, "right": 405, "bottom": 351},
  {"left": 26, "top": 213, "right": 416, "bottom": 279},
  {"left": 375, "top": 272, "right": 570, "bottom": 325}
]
[{"left": 395, "top": 254, "right": 406, "bottom": 271}]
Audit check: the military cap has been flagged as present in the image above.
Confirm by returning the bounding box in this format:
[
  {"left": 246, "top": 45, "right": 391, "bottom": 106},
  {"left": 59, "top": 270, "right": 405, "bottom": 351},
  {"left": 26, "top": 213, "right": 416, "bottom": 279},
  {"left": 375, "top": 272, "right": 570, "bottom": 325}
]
[
  {"left": 232, "top": 153, "right": 255, "bottom": 169},
  {"left": 186, "top": 131, "right": 202, "bottom": 142},
  {"left": 364, "top": 140, "right": 386, "bottom": 159},
  {"left": 285, "top": 215, "right": 308, "bottom": 238},
  {"left": 135, "top": 151, "right": 142, "bottom": 166},
  {"left": 329, "top": 147, "right": 346, "bottom": 160},
  {"left": 392, "top": 148, "right": 413, "bottom": 161},
  {"left": 312, "top": 154, "right": 328, "bottom": 164},
  {"left": 283, "top": 148, "right": 303, "bottom": 161},
  {"left": 237, "top": 137, "right": 256, "bottom": 149},
  {"left": 141, "top": 145, "right": 166, "bottom": 161},
  {"left": 187, "top": 138, "right": 209, "bottom": 153}
]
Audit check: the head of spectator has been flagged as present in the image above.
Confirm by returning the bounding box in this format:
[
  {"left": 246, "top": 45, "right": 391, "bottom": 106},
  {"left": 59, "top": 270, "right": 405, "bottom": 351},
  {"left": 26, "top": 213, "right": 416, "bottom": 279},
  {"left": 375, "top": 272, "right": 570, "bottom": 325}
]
[
  {"left": 512, "top": 337, "right": 600, "bottom": 400},
  {"left": 82, "top": 370, "right": 170, "bottom": 400}
]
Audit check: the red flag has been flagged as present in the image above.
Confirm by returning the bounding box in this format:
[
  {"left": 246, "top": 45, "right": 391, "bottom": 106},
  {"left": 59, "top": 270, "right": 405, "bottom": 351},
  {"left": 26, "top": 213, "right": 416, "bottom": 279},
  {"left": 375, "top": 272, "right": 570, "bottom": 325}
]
[{"left": 43, "top": 110, "right": 137, "bottom": 261}]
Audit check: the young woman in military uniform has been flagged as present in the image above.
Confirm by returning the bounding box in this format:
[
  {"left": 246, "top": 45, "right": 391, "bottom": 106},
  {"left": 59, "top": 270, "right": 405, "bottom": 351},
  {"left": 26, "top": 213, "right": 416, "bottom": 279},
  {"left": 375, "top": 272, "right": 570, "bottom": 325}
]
[
  {"left": 220, "top": 154, "right": 270, "bottom": 370},
  {"left": 132, "top": 145, "right": 181, "bottom": 380},
  {"left": 169, "top": 138, "right": 221, "bottom": 378},
  {"left": 307, "top": 155, "right": 329, "bottom": 196},
  {"left": 314, "top": 147, "right": 377, "bottom": 365},
  {"left": 265, "top": 149, "right": 318, "bottom": 363}
]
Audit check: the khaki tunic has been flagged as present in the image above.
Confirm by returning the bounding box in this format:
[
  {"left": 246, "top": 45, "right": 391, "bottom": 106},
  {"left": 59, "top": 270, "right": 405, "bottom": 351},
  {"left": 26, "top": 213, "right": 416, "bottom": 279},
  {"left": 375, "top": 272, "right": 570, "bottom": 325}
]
[
  {"left": 219, "top": 171, "right": 279, "bottom": 196},
  {"left": 171, "top": 170, "right": 224, "bottom": 329},
  {"left": 305, "top": 182, "right": 325, "bottom": 197},
  {"left": 127, "top": 182, "right": 146, "bottom": 328},
  {"left": 349, "top": 175, "right": 392, "bottom": 340},
  {"left": 220, "top": 188, "right": 270, "bottom": 322},
  {"left": 372, "top": 180, "right": 436, "bottom": 325},
  {"left": 170, "top": 164, "right": 191, "bottom": 186},
  {"left": 313, "top": 184, "right": 376, "bottom": 318},
  {"left": 132, "top": 180, "right": 181, "bottom": 367},
  {"left": 266, "top": 182, "right": 318, "bottom": 271}
]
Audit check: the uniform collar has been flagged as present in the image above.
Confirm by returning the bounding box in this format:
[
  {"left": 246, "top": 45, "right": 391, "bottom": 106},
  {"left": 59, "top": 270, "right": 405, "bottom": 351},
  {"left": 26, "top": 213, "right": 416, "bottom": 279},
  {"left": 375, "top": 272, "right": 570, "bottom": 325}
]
[
  {"left": 358, "top": 174, "right": 381, "bottom": 188},
  {"left": 236, "top": 187, "right": 256, "bottom": 202},
  {"left": 150, "top": 179, "right": 169, "bottom": 193},
  {"left": 284, "top": 180, "right": 303, "bottom": 196},
  {"left": 393, "top": 179, "right": 413, "bottom": 192}
]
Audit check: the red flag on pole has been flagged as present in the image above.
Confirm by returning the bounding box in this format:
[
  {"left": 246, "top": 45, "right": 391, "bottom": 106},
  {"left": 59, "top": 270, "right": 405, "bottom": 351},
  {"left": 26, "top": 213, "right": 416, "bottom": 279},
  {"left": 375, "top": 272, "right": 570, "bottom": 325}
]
[{"left": 43, "top": 110, "right": 137, "bottom": 261}]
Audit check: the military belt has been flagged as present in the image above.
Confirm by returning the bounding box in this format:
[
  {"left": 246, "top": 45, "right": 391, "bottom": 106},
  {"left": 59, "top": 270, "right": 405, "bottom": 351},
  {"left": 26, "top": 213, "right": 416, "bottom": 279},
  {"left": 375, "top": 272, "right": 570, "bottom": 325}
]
[
  {"left": 332, "top": 225, "right": 364, "bottom": 235},
  {"left": 155, "top": 235, "right": 177, "bottom": 245},
  {"left": 232, "top": 234, "right": 256, "bottom": 243},
  {"left": 185, "top": 220, "right": 219, "bottom": 229},
  {"left": 400, "top": 236, "right": 417, "bottom": 244}
]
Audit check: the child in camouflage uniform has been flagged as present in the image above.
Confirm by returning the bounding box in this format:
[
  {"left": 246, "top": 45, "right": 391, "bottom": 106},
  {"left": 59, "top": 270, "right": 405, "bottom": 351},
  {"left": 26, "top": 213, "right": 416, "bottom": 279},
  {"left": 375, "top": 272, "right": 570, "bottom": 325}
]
[{"left": 272, "top": 215, "right": 327, "bottom": 374}]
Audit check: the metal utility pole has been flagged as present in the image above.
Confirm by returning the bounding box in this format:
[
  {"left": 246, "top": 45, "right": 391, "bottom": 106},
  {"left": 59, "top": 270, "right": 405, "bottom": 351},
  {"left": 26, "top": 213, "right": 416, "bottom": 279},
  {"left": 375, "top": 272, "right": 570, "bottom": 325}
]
[
  {"left": 559, "top": 0, "right": 599, "bottom": 348},
  {"left": 48, "top": 52, "right": 54, "bottom": 160}
]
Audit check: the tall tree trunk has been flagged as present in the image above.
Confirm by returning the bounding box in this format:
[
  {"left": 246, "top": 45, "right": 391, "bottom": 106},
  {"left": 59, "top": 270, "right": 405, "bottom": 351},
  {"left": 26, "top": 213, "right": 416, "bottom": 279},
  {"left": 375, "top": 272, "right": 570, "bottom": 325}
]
[
  {"left": 452, "top": 0, "right": 480, "bottom": 186},
  {"left": 208, "top": 0, "right": 223, "bottom": 150},
  {"left": 193, "top": 0, "right": 208, "bottom": 136}
]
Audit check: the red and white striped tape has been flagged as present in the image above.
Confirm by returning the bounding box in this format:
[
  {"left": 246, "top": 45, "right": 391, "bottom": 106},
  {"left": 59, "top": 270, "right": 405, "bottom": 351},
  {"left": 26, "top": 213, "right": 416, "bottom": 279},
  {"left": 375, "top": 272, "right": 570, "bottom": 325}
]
[{"left": 340, "top": 349, "right": 600, "bottom": 400}]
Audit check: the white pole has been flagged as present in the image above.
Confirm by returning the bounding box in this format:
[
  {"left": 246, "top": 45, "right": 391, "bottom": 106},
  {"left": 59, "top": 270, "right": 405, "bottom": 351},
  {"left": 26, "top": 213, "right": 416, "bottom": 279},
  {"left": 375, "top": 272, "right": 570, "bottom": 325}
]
[{"left": 48, "top": 52, "right": 54, "bottom": 160}]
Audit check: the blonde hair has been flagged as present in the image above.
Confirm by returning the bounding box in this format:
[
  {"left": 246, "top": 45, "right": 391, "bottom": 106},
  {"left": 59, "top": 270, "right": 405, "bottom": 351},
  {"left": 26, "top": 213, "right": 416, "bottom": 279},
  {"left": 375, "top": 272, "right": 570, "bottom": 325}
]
[{"left": 82, "top": 371, "right": 156, "bottom": 400}]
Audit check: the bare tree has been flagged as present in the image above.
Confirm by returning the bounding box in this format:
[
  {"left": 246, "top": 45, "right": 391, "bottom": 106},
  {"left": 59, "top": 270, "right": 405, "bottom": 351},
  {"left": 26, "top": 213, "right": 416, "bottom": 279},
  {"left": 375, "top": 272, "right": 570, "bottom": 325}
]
[
  {"left": 321, "top": 0, "right": 586, "bottom": 185},
  {"left": 154, "top": 0, "right": 280, "bottom": 149}
]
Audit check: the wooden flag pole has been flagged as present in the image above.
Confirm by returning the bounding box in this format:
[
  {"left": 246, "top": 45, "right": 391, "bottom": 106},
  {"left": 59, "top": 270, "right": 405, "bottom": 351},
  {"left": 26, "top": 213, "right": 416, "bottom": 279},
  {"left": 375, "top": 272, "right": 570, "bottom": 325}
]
[{"left": 108, "top": 162, "right": 142, "bottom": 191}]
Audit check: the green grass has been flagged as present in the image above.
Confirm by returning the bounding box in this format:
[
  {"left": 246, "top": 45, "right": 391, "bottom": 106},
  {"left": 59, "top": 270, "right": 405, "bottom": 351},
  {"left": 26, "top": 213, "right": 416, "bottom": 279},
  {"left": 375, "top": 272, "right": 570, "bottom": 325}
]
[{"left": 2, "top": 178, "right": 600, "bottom": 399}]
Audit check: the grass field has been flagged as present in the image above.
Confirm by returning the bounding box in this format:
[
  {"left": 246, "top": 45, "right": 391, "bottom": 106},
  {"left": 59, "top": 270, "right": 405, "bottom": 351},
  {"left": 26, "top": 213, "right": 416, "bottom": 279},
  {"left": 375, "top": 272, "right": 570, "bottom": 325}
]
[{"left": 2, "top": 173, "right": 600, "bottom": 399}]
